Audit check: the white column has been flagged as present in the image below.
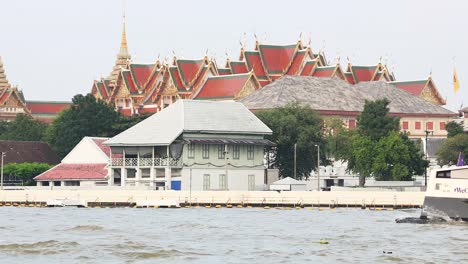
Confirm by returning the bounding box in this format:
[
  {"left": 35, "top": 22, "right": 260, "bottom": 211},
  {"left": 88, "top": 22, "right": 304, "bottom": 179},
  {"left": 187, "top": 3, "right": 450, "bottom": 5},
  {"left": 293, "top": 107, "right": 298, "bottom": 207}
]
[
  {"left": 121, "top": 168, "right": 126, "bottom": 187},
  {"left": 108, "top": 168, "right": 113, "bottom": 186},
  {"left": 135, "top": 169, "right": 141, "bottom": 187},
  {"left": 150, "top": 168, "right": 155, "bottom": 188},
  {"left": 165, "top": 145, "right": 171, "bottom": 190}
]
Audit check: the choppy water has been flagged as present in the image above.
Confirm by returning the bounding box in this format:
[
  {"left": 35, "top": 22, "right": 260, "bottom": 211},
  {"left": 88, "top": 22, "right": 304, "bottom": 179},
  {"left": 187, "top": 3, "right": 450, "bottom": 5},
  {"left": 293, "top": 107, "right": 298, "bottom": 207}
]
[{"left": 0, "top": 207, "right": 466, "bottom": 264}]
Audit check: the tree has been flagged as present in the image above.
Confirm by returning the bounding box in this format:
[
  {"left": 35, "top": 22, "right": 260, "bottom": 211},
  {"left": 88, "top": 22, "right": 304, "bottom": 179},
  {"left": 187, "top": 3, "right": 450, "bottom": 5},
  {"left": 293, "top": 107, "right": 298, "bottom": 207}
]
[
  {"left": 0, "top": 114, "right": 48, "bottom": 141},
  {"left": 357, "top": 99, "right": 399, "bottom": 141},
  {"left": 3, "top": 162, "right": 52, "bottom": 186},
  {"left": 45, "top": 94, "right": 120, "bottom": 157},
  {"left": 255, "top": 103, "right": 326, "bottom": 179},
  {"left": 332, "top": 99, "right": 427, "bottom": 186},
  {"left": 445, "top": 121, "right": 464, "bottom": 138},
  {"left": 437, "top": 134, "right": 468, "bottom": 165},
  {"left": 111, "top": 113, "right": 152, "bottom": 135}
]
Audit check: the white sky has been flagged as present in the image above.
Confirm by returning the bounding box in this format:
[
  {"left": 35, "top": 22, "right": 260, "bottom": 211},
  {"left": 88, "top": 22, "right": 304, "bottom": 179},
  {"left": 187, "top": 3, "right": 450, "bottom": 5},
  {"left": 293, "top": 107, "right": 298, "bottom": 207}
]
[{"left": 0, "top": 0, "right": 467, "bottom": 111}]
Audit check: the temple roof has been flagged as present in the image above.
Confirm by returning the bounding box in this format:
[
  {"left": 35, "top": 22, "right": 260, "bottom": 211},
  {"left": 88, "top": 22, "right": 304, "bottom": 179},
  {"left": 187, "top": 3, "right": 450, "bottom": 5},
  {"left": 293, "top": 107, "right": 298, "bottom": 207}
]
[
  {"left": 389, "top": 77, "right": 446, "bottom": 105},
  {"left": 258, "top": 43, "right": 298, "bottom": 75},
  {"left": 26, "top": 101, "right": 71, "bottom": 114},
  {"left": 0, "top": 56, "right": 11, "bottom": 89},
  {"left": 193, "top": 72, "right": 257, "bottom": 100},
  {"left": 240, "top": 76, "right": 455, "bottom": 117}
]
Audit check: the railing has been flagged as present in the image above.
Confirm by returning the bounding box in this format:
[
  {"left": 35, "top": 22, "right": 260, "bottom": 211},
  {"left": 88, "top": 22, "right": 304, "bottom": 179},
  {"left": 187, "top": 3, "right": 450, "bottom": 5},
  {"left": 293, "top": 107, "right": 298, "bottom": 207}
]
[{"left": 111, "top": 157, "right": 182, "bottom": 167}]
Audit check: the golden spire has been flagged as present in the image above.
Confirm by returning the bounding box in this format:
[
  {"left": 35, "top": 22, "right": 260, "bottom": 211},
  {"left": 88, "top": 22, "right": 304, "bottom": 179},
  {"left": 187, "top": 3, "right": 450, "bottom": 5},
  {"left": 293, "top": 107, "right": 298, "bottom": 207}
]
[{"left": 121, "top": 14, "right": 128, "bottom": 49}]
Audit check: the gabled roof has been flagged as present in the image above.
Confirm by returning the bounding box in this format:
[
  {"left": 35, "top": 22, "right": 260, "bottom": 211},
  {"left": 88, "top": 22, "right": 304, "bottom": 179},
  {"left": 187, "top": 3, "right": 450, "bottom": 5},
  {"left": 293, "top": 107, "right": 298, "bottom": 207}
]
[
  {"left": 193, "top": 72, "right": 258, "bottom": 100},
  {"left": 0, "top": 140, "right": 60, "bottom": 165},
  {"left": 349, "top": 64, "right": 381, "bottom": 83},
  {"left": 244, "top": 51, "right": 269, "bottom": 80},
  {"left": 230, "top": 61, "right": 249, "bottom": 74},
  {"left": 271, "top": 177, "right": 306, "bottom": 185},
  {"left": 27, "top": 101, "right": 71, "bottom": 114},
  {"left": 286, "top": 49, "right": 310, "bottom": 75},
  {"left": 312, "top": 64, "right": 345, "bottom": 79},
  {"left": 300, "top": 60, "right": 318, "bottom": 76},
  {"left": 34, "top": 163, "right": 107, "bottom": 181},
  {"left": 169, "top": 66, "right": 185, "bottom": 90},
  {"left": 176, "top": 58, "right": 206, "bottom": 87},
  {"left": 258, "top": 43, "right": 298, "bottom": 75},
  {"left": 121, "top": 70, "right": 139, "bottom": 94},
  {"left": 218, "top": 68, "right": 232, "bottom": 75},
  {"left": 389, "top": 77, "right": 446, "bottom": 105},
  {"left": 106, "top": 100, "right": 272, "bottom": 146},
  {"left": 129, "top": 63, "right": 156, "bottom": 90}
]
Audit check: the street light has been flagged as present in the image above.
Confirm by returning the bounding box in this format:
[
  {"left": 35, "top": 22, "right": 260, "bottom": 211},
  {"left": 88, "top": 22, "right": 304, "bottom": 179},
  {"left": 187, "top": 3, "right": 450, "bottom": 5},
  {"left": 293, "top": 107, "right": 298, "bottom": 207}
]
[
  {"left": 314, "top": 144, "right": 320, "bottom": 191},
  {"left": 424, "top": 126, "right": 433, "bottom": 187},
  {"left": 1, "top": 152, "right": 5, "bottom": 190}
]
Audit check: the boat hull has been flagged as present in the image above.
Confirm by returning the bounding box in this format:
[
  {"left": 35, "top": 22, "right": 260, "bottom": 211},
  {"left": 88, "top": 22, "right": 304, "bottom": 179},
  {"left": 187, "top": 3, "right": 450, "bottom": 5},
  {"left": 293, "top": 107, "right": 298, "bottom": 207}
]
[{"left": 423, "top": 196, "right": 468, "bottom": 221}]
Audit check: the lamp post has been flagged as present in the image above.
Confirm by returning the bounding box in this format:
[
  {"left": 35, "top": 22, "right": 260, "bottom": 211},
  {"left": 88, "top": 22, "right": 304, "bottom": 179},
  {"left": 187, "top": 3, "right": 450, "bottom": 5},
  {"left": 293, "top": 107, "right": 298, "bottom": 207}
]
[
  {"left": 424, "top": 126, "right": 433, "bottom": 187},
  {"left": 1, "top": 152, "right": 5, "bottom": 190},
  {"left": 314, "top": 144, "right": 320, "bottom": 191},
  {"left": 294, "top": 143, "right": 297, "bottom": 180}
]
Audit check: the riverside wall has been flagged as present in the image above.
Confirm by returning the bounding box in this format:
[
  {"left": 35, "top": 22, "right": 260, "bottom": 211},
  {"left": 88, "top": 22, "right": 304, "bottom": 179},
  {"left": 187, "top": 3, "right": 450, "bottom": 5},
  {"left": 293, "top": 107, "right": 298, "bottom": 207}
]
[{"left": 0, "top": 190, "right": 425, "bottom": 207}]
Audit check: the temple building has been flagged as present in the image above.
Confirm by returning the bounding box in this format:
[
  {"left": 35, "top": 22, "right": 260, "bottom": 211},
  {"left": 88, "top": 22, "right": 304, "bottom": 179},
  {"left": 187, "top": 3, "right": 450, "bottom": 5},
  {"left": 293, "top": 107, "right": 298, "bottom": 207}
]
[
  {"left": 0, "top": 56, "right": 71, "bottom": 122},
  {"left": 240, "top": 76, "right": 456, "bottom": 139},
  {"left": 90, "top": 20, "right": 449, "bottom": 118}
]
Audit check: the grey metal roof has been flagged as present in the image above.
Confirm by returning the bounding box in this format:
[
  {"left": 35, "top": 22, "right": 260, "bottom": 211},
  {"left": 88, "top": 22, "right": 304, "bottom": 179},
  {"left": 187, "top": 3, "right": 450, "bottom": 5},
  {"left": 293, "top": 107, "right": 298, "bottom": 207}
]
[
  {"left": 105, "top": 100, "right": 272, "bottom": 146},
  {"left": 240, "top": 76, "right": 456, "bottom": 116}
]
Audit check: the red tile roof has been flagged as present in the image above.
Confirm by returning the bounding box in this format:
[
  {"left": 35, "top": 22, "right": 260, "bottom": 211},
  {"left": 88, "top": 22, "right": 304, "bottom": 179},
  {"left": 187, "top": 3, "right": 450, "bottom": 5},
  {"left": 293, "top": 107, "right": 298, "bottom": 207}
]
[
  {"left": 287, "top": 50, "right": 308, "bottom": 75},
  {"left": 122, "top": 70, "right": 138, "bottom": 94},
  {"left": 300, "top": 61, "right": 317, "bottom": 76},
  {"left": 258, "top": 44, "right": 297, "bottom": 75},
  {"left": 312, "top": 66, "right": 336, "bottom": 77},
  {"left": 169, "top": 66, "right": 185, "bottom": 90},
  {"left": 194, "top": 73, "right": 252, "bottom": 99},
  {"left": 244, "top": 51, "right": 268, "bottom": 79},
  {"left": 139, "top": 107, "right": 158, "bottom": 114},
  {"left": 176, "top": 59, "right": 205, "bottom": 87},
  {"left": 390, "top": 80, "right": 427, "bottom": 96},
  {"left": 230, "top": 61, "right": 249, "bottom": 74},
  {"left": 34, "top": 163, "right": 107, "bottom": 180},
  {"left": 130, "top": 64, "right": 155, "bottom": 89},
  {"left": 351, "top": 66, "right": 378, "bottom": 82},
  {"left": 27, "top": 101, "right": 71, "bottom": 114},
  {"left": 90, "top": 138, "right": 111, "bottom": 158}
]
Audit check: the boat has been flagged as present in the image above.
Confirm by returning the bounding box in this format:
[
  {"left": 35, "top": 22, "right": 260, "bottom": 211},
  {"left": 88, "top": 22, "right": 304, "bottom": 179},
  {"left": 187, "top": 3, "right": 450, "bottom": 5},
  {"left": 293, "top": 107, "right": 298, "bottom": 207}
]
[{"left": 422, "top": 165, "right": 468, "bottom": 221}]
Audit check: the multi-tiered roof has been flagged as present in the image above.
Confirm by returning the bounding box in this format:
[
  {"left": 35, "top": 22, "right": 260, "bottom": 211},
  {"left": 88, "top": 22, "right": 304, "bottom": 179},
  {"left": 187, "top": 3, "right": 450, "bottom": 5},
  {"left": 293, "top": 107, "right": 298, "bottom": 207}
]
[{"left": 91, "top": 23, "right": 447, "bottom": 116}]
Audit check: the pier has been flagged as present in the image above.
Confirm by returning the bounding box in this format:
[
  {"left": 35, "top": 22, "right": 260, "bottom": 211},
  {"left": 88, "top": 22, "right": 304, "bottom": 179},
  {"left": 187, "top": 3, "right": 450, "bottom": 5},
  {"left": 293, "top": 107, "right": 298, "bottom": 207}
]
[{"left": 0, "top": 190, "right": 425, "bottom": 209}]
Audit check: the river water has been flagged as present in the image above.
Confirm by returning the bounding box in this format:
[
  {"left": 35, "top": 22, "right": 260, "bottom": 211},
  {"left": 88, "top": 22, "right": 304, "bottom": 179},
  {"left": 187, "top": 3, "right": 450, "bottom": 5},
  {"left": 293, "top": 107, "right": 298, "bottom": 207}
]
[{"left": 0, "top": 207, "right": 466, "bottom": 264}]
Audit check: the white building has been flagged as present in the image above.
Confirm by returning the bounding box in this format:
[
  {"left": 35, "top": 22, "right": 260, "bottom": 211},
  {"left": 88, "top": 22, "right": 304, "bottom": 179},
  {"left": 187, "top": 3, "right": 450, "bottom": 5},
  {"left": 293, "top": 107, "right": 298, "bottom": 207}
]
[
  {"left": 105, "top": 100, "right": 275, "bottom": 191},
  {"left": 34, "top": 137, "right": 110, "bottom": 187}
]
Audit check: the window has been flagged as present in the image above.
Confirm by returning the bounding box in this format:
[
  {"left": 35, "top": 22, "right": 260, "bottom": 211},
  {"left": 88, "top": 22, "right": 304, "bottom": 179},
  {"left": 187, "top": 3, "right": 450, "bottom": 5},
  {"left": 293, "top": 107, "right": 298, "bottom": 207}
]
[
  {"left": 219, "top": 174, "right": 227, "bottom": 190},
  {"left": 187, "top": 144, "right": 195, "bottom": 159},
  {"left": 202, "top": 144, "right": 210, "bottom": 159},
  {"left": 232, "top": 145, "right": 240, "bottom": 159},
  {"left": 440, "top": 122, "right": 446, "bottom": 130},
  {"left": 203, "top": 174, "right": 210, "bottom": 190},
  {"left": 348, "top": 119, "right": 356, "bottom": 129},
  {"left": 126, "top": 168, "right": 136, "bottom": 178},
  {"left": 402, "top": 121, "right": 409, "bottom": 130},
  {"left": 141, "top": 168, "right": 150, "bottom": 178},
  {"left": 248, "top": 175, "right": 255, "bottom": 191},
  {"left": 427, "top": 122, "right": 433, "bottom": 131},
  {"left": 436, "top": 171, "right": 450, "bottom": 178},
  {"left": 218, "top": 144, "right": 225, "bottom": 159},
  {"left": 247, "top": 145, "right": 254, "bottom": 160},
  {"left": 415, "top": 121, "right": 421, "bottom": 130}
]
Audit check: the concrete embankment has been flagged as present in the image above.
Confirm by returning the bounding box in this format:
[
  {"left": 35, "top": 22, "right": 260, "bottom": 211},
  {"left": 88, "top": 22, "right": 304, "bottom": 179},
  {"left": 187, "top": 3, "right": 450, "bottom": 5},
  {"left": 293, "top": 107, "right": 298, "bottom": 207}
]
[{"left": 0, "top": 190, "right": 425, "bottom": 208}]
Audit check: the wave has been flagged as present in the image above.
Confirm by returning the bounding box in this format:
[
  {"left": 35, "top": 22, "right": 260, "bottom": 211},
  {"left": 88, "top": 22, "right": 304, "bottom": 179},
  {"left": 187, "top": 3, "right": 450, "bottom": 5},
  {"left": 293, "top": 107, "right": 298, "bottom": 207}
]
[
  {"left": 67, "top": 225, "right": 104, "bottom": 231},
  {"left": 0, "top": 240, "right": 79, "bottom": 255}
]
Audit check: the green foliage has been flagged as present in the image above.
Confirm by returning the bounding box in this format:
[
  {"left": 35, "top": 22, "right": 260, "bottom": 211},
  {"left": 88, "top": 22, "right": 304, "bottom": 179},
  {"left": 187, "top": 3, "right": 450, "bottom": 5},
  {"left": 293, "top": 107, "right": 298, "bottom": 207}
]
[
  {"left": 0, "top": 114, "right": 48, "bottom": 141},
  {"left": 255, "top": 103, "right": 326, "bottom": 179},
  {"left": 357, "top": 99, "right": 399, "bottom": 141},
  {"left": 3, "top": 162, "right": 52, "bottom": 186},
  {"left": 437, "top": 134, "right": 468, "bottom": 165},
  {"left": 45, "top": 94, "right": 120, "bottom": 158},
  {"left": 445, "top": 121, "right": 464, "bottom": 138},
  {"left": 112, "top": 113, "right": 152, "bottom": 134},
  {"left": 329, "top": 99, "right": 427, "bottom": 186}
]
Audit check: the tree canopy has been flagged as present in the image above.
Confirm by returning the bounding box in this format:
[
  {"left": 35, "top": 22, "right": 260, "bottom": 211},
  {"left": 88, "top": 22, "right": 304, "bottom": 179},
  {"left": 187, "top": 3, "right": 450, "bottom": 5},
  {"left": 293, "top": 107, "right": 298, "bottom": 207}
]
[
  {"left": 445, "top": 121, "right": 464, "bottom": 138},
  {"left": 255, "top": 103, "right": 326, "bottom": 179},
  {"left": 329, "top": 99, "right": 427, "bottom": 186},
  {"left": 0, "top": 114, "right": 48, "bottom": 141},
  {"left": 437, "top": 133, "right": 468, "bottom": 165},
  {"left": 3, "top": 162, "right": 52, "bottom": 186},
  {"left": 45, "top": 94, "right": 121, "bottom": 157}
]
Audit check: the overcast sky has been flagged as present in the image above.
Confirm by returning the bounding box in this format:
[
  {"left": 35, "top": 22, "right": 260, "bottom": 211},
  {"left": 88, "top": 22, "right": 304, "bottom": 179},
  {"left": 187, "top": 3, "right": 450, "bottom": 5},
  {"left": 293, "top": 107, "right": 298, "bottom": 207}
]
[{"left": 0, "top": 0, "right": 467, "bottom": 111}]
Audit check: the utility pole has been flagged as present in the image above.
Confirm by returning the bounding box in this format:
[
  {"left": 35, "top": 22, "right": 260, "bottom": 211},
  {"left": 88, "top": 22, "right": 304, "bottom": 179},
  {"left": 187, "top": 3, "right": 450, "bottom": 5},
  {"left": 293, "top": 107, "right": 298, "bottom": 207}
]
[
  {"left": 294, "top": 143, "right": 297, "bottom": 180},
  {"left": 315, "top": 144, "right": 320, "bottom": 191},
  {"left": 224, "top": 144, "right": 228, "bottom": 190},
  {"left": 424, "top": 126, "right": 433, "bottom": 187},
  {"left": 1, "top": 152, "right": 5, "bottom": 190}
]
